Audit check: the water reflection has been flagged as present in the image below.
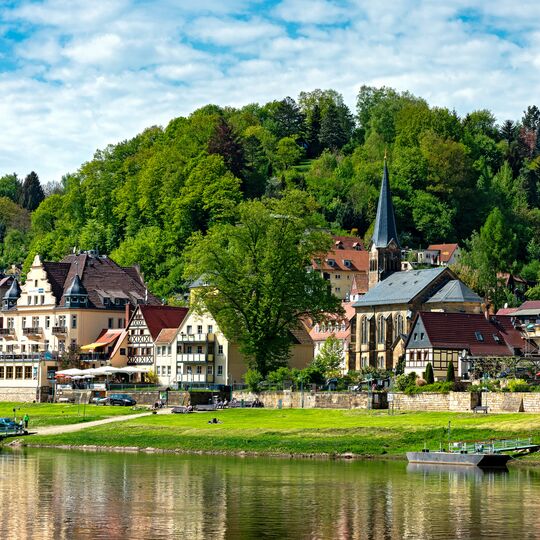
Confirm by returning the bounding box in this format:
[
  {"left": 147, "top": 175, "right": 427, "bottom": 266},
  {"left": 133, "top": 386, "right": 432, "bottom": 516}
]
[{"left": 0, "top": 449, "right": 538, "bottom": 539}]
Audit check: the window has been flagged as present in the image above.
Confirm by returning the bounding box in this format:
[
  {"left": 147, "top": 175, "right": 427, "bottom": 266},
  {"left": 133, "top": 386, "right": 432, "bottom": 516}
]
[
  {"left": 377, "top": 315, "right": 385, "bottom": 344},
  {"left": 167, "top": 366, "right": 171, "bottom": 375},
  {"left": 361, "top": 317, "right": 368, "bottom": 344},
  {"left": 45, "top": 316, "right": 50, "bottom": 329},
  {"left": 413, "top": 333, "right": 418, "bottom": 341},
  {"left": 196, "top": 365, "right": 202, "bottom": 374},
  {"left": 197, "top": 345, "right": 203, "bottom": 354},
  {"left": 218, "top": 344, "right": 223, "bottom": 355},
  {"left": 475, "top": 331, "right": 484, "bottom": 342},
  {"left": 493, "top": 334, "right": 501, "bottom": 343},
  {"left": 361, "top": 356, "right": 368, "bottom": 368},
  {"left": 0, "top": 366, "right": 4, "bottom": 378},
  {"left": 156, "top": 366, "right": 161, "bottom": 375},
  {"left": 420, "top": 333, "right": 424, "bottom": 340},
  {"left": 187, "top": 345, "right": 192, "bottom": 354},
  {"left": 118, "top": 318, "right": 123, "bottom": 328},
  {"left": 177, "top": 342, "right": 182, "bottom": 354},
  {"left": 186, "top": 366, "right": 192, "bottom": 374},
  {"left": 7, "top": 318, "right": 14, "bottom": 329},
  {"left": 186, "top": 325, "right": 192, "bottom": 335},
  {"left": 335, "top": 274, "right": 341, "bottom": 279},
  {"left": 59, "top": 315, "right": 66, "bottom": 327},
  {"left": 197, "top": 325, "right": 203, "bottom": 334},
  {"left": 27, "top": 297, "right": 31, "bottom": 305},
  {"left": 6, "top": 366, "right": 13, "bottom": 378},
  {"left": 378, "top": 356, "right": 385, "bottom": 369},
  {"left": 120, "top": 348, "right": 126, "bottom": 355},
  {"left": 34, "top": 296, "right": 38, "bottom": 305},
  {"left": 167, "top": 345, "right": 171, "bottom": 355},
  {"left": 217, "top": 365, "right": 223, "bottom": 376},
  {"left": 34, "top": 280, "right": 38, "bottom": 287},
  {"left": 40, "top": 295, "right": 45, "bottom": 304},
  {"left": 207, "top": 365, "right": 213, "bottom": 375},
  {"left": 71, "top": 315, "right": 77, "bottom": 329},
  {"left": 207, "top": 325, "right": 213, "bottom": 334},
  {"left": 44, "top": 340, "right": 49, "bottom": 351}
]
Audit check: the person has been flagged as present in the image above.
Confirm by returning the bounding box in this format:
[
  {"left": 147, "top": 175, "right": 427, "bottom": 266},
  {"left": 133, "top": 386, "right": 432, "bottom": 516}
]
[
  {"left": 23, "top": 414, "right": 29, "bottom": 429},
  {"left": 208, "top": 417, "right": 221, "bottom": 424}
]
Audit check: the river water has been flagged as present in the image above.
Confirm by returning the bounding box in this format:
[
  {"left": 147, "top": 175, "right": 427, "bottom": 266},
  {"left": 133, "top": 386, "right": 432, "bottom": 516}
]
[{"left": 0, "top": 449, "right": 539, "bottom": 539}]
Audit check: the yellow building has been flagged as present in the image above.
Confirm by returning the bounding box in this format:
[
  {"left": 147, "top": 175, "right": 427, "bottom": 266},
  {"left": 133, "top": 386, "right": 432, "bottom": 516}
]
[{"left": 0, "top": 252, "right": 159, "bottom": 401}]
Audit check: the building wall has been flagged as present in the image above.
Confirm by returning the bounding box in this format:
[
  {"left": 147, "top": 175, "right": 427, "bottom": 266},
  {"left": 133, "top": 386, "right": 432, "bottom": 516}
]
[{"left": 324, "top": 269, "right": 366, "bottom": 300}]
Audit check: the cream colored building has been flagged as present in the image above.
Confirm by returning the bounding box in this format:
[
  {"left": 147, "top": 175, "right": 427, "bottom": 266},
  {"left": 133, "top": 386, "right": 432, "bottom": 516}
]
[
  {"left": 0, "top": 252, "right": 159, "bottom": 401},
  {"left": 155, "top": 307, "right": 314, "bottom": 388}
]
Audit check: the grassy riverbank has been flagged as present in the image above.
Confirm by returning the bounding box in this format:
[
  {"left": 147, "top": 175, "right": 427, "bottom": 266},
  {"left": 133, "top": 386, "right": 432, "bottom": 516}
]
[
  {"left": 0, "top": 402, "right": 143, "bottom": 427},
  {"left": 16, "top": 408, "right": 540, "bottom": 460}
]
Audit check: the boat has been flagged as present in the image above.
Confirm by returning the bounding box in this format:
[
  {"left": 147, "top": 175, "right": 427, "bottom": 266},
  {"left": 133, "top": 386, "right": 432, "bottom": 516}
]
[{"left": 406, "top": 438, "right": 538, "bottom": 468}]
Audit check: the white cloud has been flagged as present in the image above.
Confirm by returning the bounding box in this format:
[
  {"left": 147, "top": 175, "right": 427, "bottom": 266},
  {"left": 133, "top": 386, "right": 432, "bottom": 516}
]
[{"left": 0, "top": 0, "right": 539, "bottom": 182}]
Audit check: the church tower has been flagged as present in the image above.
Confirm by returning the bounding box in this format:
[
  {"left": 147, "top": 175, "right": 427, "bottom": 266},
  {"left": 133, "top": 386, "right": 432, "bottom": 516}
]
[{"left": 368, "top": 156, "right": 401, "bottom": 289}]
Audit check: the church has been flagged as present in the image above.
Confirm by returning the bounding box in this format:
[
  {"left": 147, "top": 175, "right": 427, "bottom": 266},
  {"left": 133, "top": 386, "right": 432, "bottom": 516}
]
[{"left": 351, "top": 158, "right": 483, "bottom": 371}]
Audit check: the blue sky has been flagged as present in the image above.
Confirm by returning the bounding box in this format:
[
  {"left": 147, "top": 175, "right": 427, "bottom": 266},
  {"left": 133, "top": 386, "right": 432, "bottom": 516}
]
[{"left": 1, "top": 0, "right": 540, "bottom": 183}]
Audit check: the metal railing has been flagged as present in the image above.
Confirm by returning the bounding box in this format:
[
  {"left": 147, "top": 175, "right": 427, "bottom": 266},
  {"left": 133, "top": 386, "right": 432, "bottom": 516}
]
[
  {"left": 23, "top": 327, "right": 43, "bottom": 335},
  {"left": 450, "top": 438, "right": 535, "bottom": 454}
]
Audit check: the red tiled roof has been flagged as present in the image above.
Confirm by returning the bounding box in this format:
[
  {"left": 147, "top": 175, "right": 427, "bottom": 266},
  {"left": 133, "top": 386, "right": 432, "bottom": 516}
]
[
  {"left": 410, "top": 312, "right": 534, "bottom": 356},
  {"left": 496, "top": 308, "right": 519, "bottom": 316},
  {"left": 138, "top": 305, "right": 189, "bottom": 340},
  {"left": 313, "top": 249, "right": 369, "bottom": 273},
  {"left": 427, "top": 243, "right": 459, "bottom": 263},
  {"left": 332, "top": 235, "right": 365, "bottom": 250},
  {"left": 155, "top": 328, "right": 178, "bottom": 344},
  {"left": 517, "top": 300, "right": 540, "bottom": 310}
]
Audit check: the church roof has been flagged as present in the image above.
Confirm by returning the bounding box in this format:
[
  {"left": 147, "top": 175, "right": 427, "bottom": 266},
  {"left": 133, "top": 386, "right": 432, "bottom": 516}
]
[
  {"left": 353, "top": 267, "right": 448, "bottom": 307},
  {"left": 426, "top": 280, "right": 482, "bottom": 304},
  {"left": 372, "top": 159, "right": 400, "bottom": 249}
]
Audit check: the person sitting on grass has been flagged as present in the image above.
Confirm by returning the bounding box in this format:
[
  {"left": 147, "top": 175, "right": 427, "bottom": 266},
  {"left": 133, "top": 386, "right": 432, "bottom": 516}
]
[{"left": 208, "top": 417, "right": 221, "bottom": 424}]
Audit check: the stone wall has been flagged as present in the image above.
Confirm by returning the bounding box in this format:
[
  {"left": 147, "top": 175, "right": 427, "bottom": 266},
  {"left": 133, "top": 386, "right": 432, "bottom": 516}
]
[
  {"left": 481, "top": 392, "right": 540, "bottom": 413},
  {"left": 232, "top": 391, "right": 386, "bottom": 410},
  {"left": 390, "top": 392, "right": 480, "bottom": 412},
  {"left": 521, "top": 393, "right": 540, "bottom": 413},
  {"left": 0, "top": 387, "right": 36, "bottom": 403}
]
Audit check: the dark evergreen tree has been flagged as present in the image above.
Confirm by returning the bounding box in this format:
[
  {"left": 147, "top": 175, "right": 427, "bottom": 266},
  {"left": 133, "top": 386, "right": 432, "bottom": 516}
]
[
  {"left": 424, "top": 362, "right": 434, "bottom": 384},
  {"left": 319, "top": 102, "right": 348, "bottom": 151},
  {"left": 207, "top": 117, "right": 245, "bottom": 179},
  {"left": 265, "top": 97, "right": 305, "bottom": 139},
  {"left": 499, "top": 120, "right": 517, "bottom": 142},
  {"left": 446, "top": 360, "right": 455, "bottom": 382},
  {"left": 19, "top": 171, "right": 44, "bottom": 211},
  {"left": 305, "top": 103, "right": 322, "bottom": 158}
]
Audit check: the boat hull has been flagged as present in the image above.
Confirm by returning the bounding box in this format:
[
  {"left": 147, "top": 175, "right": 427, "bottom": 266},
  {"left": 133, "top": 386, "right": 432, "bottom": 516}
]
[{"left": 406, "top": 451, "right": 511, "bottom": 468}]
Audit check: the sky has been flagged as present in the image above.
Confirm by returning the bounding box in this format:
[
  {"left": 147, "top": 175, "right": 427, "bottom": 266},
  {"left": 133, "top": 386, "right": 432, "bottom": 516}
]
[{"left": 1, "top": 0, "right": 540, "bottom": 183}]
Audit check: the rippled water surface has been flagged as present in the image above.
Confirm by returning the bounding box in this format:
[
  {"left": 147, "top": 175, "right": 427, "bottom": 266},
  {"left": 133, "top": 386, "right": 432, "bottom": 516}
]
[{"left": 0, "top": 449, "right": 539, "bottom": 539}]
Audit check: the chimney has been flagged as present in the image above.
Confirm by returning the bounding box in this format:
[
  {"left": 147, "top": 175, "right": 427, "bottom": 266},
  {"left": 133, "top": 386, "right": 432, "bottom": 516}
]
[{"left": 125, "top": 303, "right": 133, "bottom": 328}]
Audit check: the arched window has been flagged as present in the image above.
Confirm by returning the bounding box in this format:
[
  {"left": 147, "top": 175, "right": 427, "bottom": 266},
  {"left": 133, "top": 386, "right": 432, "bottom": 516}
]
[
  {"left": 361, "top": 317, "right": 368, "bottom": 344},
  {"left": 377, "top": 315, "right": 385, "bottom": 344},
  {"left": 397, "top": 314, "right": 404, "bottom": 336}
]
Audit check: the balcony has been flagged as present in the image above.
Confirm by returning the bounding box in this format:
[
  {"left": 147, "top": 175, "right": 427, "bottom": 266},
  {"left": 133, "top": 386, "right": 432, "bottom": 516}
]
[
  {"left": 0, "top": 328, "right": 15, "bottom": 339},
  {"left": 52, "top": 326, "right": 68, "bottom": 335},
  {"left": 178, "top": 333, "right": 215, "bottom": 343},
  {"left": 23, "top": 327, "right": 43, "bottom": 336},
  {"left": 178, "top": 353, "right": 207, "bottom": 362}
]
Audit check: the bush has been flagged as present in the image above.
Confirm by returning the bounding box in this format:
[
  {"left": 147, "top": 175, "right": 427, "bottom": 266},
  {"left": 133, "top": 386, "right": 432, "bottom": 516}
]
[
  {"left": 394, "top": 372, "right": 416, "bottom": 391},
  {"left": 424, "top": 362, "right": 434, "bottom": 384},
  {"left": 446, "top": 360, "right": 455, "bottom": 382},
  {"left": 267, "top": 367, "right": 293, "bottom": 389},
  {"left": 416, "top": 378, "right": 427, "bottom": 387},
  {"left": 505, "top": 378, "right": 531, "bottom": 392},
  {"left": 405, "top": 381, "right": 454, "bottom": 395},
  {"left": 245, "top": 369, "right": 264, "bottom": 393}
]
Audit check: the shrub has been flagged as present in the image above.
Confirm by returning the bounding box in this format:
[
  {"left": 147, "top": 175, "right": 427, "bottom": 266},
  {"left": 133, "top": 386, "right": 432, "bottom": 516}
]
[
  {"left": 424, "top": 362, "right": 434, "bottom": 384},
  {"left": 267, "top": 367, "right": 293, "bottom": 389},
  {"left": 405, "top": 381, "right": 454, "bottom": 395},
  {"left": 394, "top": 372, "right": 416, "bottom": 391},
  {"left": 416, "top": 378, "right": 427, "bottom": 387},
  {"left": 506, "top": 378, "right": 531, "bottom": 392},
  {"left": 245, "top": 369, "right": 264, "bottom": 393},
  {"left": 446, "top": 360, "right": 455, "bottom": 382}
]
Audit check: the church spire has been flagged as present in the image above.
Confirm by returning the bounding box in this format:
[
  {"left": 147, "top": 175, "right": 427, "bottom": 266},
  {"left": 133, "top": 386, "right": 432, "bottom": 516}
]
[{"left": 371, "top": 156, "right": 400, "bottom": 249}]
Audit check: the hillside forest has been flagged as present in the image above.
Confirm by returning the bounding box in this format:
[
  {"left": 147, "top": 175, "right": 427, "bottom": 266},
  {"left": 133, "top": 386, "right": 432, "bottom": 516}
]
[{"left": 2, "top": 86, "right": 540, "bottom": 305}]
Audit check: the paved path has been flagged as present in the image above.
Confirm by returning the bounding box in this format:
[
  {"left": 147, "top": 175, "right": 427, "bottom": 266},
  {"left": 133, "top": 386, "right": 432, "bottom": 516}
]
[{"left": 32, "top": 409, "right": 168, "bottom": 436}]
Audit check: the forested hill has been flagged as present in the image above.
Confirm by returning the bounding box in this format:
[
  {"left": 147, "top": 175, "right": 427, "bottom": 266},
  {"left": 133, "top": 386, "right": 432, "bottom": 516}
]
[{"left": 1, "top": 87, "right": 540, "bottom": 300}]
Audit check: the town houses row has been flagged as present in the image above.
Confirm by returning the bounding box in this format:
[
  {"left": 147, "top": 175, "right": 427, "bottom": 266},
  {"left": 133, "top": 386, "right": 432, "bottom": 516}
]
[{"left": 0, "top": 160, "right": 537, "bottom": 401}]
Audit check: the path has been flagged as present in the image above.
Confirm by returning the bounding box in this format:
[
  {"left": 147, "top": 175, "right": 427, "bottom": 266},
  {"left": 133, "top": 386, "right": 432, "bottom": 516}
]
[{"left": 31, "top": 409, "right": 169, "bottom": 436}]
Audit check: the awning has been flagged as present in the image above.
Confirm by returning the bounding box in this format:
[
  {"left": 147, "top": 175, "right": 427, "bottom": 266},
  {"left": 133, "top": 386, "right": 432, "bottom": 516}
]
[
  {"left": 80, "top": 342, "right": 105, "bottom": 351},
  {"left": 80, "top": 329, "right": 123, "bottom": 351}
]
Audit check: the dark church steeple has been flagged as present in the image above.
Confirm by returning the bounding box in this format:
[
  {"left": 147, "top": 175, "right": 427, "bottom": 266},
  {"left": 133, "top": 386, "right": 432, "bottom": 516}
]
[{"left": 369, "top": 156, "right": 401, "bottom": 288}]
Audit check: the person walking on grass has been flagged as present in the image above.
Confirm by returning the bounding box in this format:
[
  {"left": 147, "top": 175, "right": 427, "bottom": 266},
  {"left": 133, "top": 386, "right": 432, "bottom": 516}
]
[{"left": 23, "top": 414, "right": 29, "bottom": 429}]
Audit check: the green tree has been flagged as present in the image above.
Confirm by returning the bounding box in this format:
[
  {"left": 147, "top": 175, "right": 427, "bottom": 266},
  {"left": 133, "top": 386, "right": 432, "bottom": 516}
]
[
  {"left": 19, "top": 171, "right": 44, "bottom": 211},
  {"left": 424, "top": 362, "right": 434, "bottom": 384},
  {"left": 319, "top": 102, "right": 348, "bottom": 151},
  {"left": 312, "top": 335, "right": 343, "bottom": 376},
  {"left": 184, "top": 192, "right": 341, "bottom": 375},
  {"left": 275, "top": 137, "right": 303, "bottom": 170},
  {"left": 446, "top": 360, "right": 455, "bottom": 382},
  {"left": 0, "top": 173, "right": 20, "bottom": 202},
  {"left": 244, "top": 368, "right": 263, "bottom": 393}
]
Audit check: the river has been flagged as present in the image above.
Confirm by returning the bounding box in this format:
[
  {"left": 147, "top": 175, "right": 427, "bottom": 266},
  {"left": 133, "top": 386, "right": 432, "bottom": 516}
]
[{"left": 0, "top": 449, "right": 538, "bottom": 539}]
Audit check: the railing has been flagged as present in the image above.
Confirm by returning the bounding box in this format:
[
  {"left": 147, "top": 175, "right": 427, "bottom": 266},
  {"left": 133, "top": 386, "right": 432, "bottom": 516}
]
[
  {"left": 178, "top": 353, "right": 206, "bottom": 362},
  {"left": 178, "top": 333, "right": 215, "bottom": 342},
  {"left": 52, "top": 326, "right": 67, "bottom": 335},
  {"left": 127, "top": 355, "right": 153, "bottom": 365},
  {"left": 0, "top": 328, "right": 15, "bottom": 336},
  {"left": 23, "top": 327, "right": 43, "bottom": 335},
  {"left": 450, "top": 438, "right": 535, "bottom": 454},
  {"left": 79, "top": 352, "right": 110, "bottom": 361},
  {"left": 0, "top": 353, "right": 44, "bottom": 362}
]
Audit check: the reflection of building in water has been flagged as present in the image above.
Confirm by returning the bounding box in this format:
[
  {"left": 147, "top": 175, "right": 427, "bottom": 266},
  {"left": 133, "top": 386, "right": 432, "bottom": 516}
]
[{"left": 0, "top": 451, "right": 538, "bottom": 539}]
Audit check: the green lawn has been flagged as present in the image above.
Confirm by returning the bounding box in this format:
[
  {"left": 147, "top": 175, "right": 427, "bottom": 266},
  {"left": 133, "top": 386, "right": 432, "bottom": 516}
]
[
  {"left": 0, "top": 402, "right": 143, "bottom": 427},
  {"left": 20, "top": 408, "right": 540, "bottom": 460}
]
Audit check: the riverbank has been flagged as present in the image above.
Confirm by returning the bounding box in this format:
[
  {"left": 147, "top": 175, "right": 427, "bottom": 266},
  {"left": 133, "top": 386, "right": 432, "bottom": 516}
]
[{"left": 11, "top": 408, "right": 540, "bottom": 463}]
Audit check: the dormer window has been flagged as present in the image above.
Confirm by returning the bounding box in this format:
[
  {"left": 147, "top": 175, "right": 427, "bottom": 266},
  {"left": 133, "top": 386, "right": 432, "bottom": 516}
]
[
  {"left": 475, "top": 331, "right": 484, "bottom": 342},
  {"left": 335, "top": 241, "right": 344, "bottom": 250},
  {"left": 327, "top": 259, "right": 335, "bottom": 267},
  {"left": 344, "top": 259, "right": 352, "bottom": 268},
  {"left": 353, "top": 242, "right": 361, "bottom": 251},
  {"left": 493, "top": 334, "right": 501, "bottom": 343}
]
